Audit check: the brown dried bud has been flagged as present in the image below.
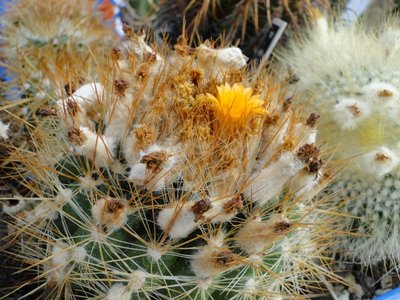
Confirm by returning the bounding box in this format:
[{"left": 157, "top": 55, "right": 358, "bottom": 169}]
[
  {"left": 375, "top": 153, "right": 390, "bottom": 161},
  {"left": 112, "top": 48, "right": 121, "bottom": 60},
  {"left": 306, "top": 112, "right": 320, "bottom": 128},
  {"left": 133, "top": 126, "right": 155, "bottom": 150},
  {"left": 378, "top": 89, "right": 393, "bottom": 98},
  {"left": 37, "top": 107, "right": 57, "bottom": 117},
  {"left": 64, "top": 83, "right": 74, "bottom": 96},
  {"left": 282, "top": 97, "right": 293, "bottom": 112},
  {"left": 273, "top": 220, "right": 292, "bottom": 235},
  {"left": 137, "top": 66, "right": 148, "bottom": 80},
  {"left": 134, "top": 124, "right": 153, "bottom": 140},
  {"left": 297, "top": 143, "right": 323, "bottom": 174},
  {"left": 307, "top": 158, "right": 324, "bottom": 174},
  {"left": 66, "top": 99, "right": 80, "bottom": 116},
  {"left": 114, "top": 79, "right": 129, "bottom": 96},
  {"left": 190, "top": 69, "right": 203, "bottom": 86},
  {"left": 68, "top": 127, "right": 85, "bottom": 146},
  {"left": 174, "top": 35, "right": 192, "bottom": 56},
  {"left": 346, "top": 105, "right": 361, "bottom": 117},
  {"left": 264, "top": 113, "right": 280, "bottom": 126},
  {"left": 297, "top": 143, "right": 320, "bottom": 164},
  {"left": 95, "top": 198, "right": 128, "bottom": 234},
  {"left": 215, "top": 250, "right": 234, "bottom": 266},
  {"left": 64, "top": 78, "right": 83, "bottom": 96},
  {"left": 223, "top": 194, "right": 243, "bottom": 214},
  {"left": 191, "top": 198, "right": 212, "bottom": 221},
  {"left": 140, "top": 151, "right": 169, "bottom": 172},
  {"left": 122, "top": 24, "right": 134, "bottom": 39},
  {"left": 106, "top": 198, "right": 126, "bottom": 214},
  {"left": 282, "top": 137, "right": 295, "bottom": 151}
]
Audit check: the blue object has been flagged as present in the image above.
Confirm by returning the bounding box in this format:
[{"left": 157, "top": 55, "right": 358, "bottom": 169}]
[
  {"left": 341, "top": 0, "right": 372, "bottom": 23},
  {"left": 0, "top": 0, "right": 12, "bottom": 82},
  {"left": 374, "top": 287, "right": 400, "bottom": 300}
]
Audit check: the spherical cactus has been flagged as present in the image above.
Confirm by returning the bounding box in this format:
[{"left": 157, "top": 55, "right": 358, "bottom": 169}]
[
  {"left": 2, "top": 31, "right": 341, "bottom": 299},
  {"left": 282, "top": 14, "right": 400, "bottom": 267},
  {"left": 0, "top": 0, "right": 116, "bottom": 98},
  {"left": 155, "top": 0, "right": 344, "bottom": 61}
]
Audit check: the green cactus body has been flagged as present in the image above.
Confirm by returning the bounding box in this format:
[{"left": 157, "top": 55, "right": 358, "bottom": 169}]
[{"left": 2, "top": 31, "right": 341, "bottom": 299}]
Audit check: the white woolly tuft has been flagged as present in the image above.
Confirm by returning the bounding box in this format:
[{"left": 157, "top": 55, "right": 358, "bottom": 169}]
[
  {"left": 315, "top": 16, "right": 329, "bottom": 39},
  {"left": 235, "top": 219, "right": 267, "bottom": 254},
  {"left": 247, "top": 152, "right": 304, "bottom": 205},
  {"left": 196, "top": 44, "right": 247, "bottom": 78},
  {"left": 91, "top": 198, "right": 128, "bottom": 233},
  {"left": 147, "top": 245, "right": 163, "bottom": 261},
  {"left": 105, "top": 271, "right": 145, "bottom": 300},
  {"left": 129, "top": 270, "right": 146, "bottom": 291},
  {"left": 128, "top": 163, "right": 147, "bottom": 183},
  {"left": 123, "top": 132, "right": 137, "bottom": 165},
  {"left": 55, "top": 188, "right": 73, "bottom": 204},
  {"left": 56, "top": 83, "right": 104, "bottom": 128},
  {"left": 197, "top": 278, "right": 213, "bottom": 291},
  {"left": 75, "top": 127, "right": 116, "bottom": 168},
  {"left": 332, "top": 98, "right": 371, "bottom": 130},
  {"left": 128, "top": 144, "right": 178, "bottom": 191},
  {"left": 78, "top": 175, "right": 102, "bottom": 191},
  {"left": 26, "top": 204, "right": 58, "bottom": 223},
  {"left": 157, "top": 203, "right": 197, "bottom": 239},
  {"left": 360, "top": 146, "right": 399, "bottom": 178},
  {"left": 106, "top": 284, "right": 130, "bottom": 300},
  {"left": 203, "top": 196, "right": 240, "bottom": 223},
  {"left": 214, "top": 47, "right": 248, "bottom": 70},
  {"left": 52, "top": 242, "right": 69, "bottom": 266},
  {"left": 104, "top": 98, "right": 132, "bottom": 143},
  {"left": 131, "top": 35, "right": 158, "bottom": 60},
  {"left": 288, "top": 170, "right": 321, "bottom": 199},
  {"left": 70, "top": 82, "right": 104, "bottom": 110},
  {"left": 190, "top": 242, "right": 232, "bottom": 281},
  {"left": 243, "top": 278, "right": 258, "bottom": 296},
  {"left": 71, "top": 246, "right": 87, "bottom": 262},
  {"left": 0, "top": 120, "right": 10, "bottom": 140},
  {"left": 361, "top": 82, "right": 399, "bottom": 107}
]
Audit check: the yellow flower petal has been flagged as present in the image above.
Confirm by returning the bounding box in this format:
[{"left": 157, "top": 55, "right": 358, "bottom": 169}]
[{"left": 209, "top": 83, "right": 266, "bottom": 127}]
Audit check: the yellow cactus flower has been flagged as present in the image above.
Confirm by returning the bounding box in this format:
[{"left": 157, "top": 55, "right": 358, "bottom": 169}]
[{"left": 208, "top": 83, "right": 266, "bottom": 126}]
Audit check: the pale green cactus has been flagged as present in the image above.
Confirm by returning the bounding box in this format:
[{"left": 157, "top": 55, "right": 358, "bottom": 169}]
[{"left": 282, "top": 14, "right": 400, "bottom": 267}]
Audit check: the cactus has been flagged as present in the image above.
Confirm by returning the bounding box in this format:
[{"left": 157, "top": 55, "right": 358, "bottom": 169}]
[
  {"left": 154, "top": 0, "right": 345, "bottom": 60},
  {"left": 1, "top": 30, "right": 343, "bottom": 299},
  {"left": 0, "top": 0, "right": 116, "bottom": 99},
  {"left": 0, "top": 0, "right": 119, "bottom": 184},
  {"left": 282, "top": 15, "right": 400, "bottom": 268}
]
